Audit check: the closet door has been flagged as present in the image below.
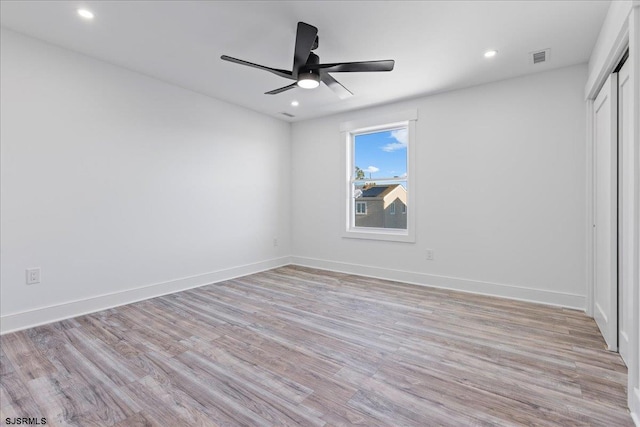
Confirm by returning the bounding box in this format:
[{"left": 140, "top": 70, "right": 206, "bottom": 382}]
[
  {"left": 617, "top": 59, "right": 631, "bottom": 365},
  {"left": 593, "top": 73, "right": 618, "bottom": 351}
]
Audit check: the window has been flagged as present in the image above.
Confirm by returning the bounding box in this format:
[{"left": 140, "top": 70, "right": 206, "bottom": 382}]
[{"left": 341, "top": 110, "right": 417, "bottom": 242}]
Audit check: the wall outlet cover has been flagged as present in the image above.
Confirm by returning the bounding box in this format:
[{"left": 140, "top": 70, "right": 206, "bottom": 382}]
[
  {"left": 26, "top": 268, "right": 41, "bottom": 285},
  {"left": 426, "top": 250, "right": 434, "bottom": 261}
]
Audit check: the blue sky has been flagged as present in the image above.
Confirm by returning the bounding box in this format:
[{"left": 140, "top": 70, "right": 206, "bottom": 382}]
[{"left": 354, "top": 128, "right": 407, "bottom": 180}]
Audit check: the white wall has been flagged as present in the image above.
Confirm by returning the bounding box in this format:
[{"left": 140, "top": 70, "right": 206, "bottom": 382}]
[
  {"left": 291, "top": 64, "right": 588, "bottom": 309},
  {"left": 0, "top": 29, "right": 291, "bottom": 333}
]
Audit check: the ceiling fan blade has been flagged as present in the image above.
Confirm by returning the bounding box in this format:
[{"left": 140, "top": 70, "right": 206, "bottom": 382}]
[
  {"left": 293, "top": 22, "right": 318, "bottom": 77},
  {"left": 309, "top": 60, "right": 395, "bottom": 73},
  {"left": 221, "top": 55, "right": 294, "bottom": 80},
  {"left": 321, "top": 73, "right": 353, "bottom": 99},
  {"left": 265, "top": 83, "right": 298, "bottom": 95}
]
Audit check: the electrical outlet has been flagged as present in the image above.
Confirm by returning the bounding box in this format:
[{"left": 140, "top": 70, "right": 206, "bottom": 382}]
[
  {"left": 26, "top": 268, "right": 41, "bottom": 285},
  {"left": 273, "top": 238, "right": 278, "bottom": 247},
  {"left": 426, "top": 249, "right": 434, "bottom": 261}
]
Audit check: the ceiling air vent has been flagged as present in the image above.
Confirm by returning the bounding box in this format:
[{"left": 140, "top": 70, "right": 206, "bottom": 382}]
[
  {"left": 530, "top": 49, "right": 550, "bottom": 64},
  {"left": 280, "top": 112, "right": 295, "bottom": 118}
]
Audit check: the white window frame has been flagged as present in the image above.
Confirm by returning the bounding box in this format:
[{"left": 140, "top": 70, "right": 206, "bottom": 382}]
[
  {"left": 356, "top": 201, "right": 367, "bottom": 215},
  {"left": 341, "top": 109, "right": 417, "bottom": 243},
  {"left": 389, "top": 203, "right": 396, "bottom": 215}
]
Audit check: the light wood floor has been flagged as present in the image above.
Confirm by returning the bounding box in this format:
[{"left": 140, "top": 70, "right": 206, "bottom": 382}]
[{"left": 0, "top": 266, "right": 632, "bottom": 426}]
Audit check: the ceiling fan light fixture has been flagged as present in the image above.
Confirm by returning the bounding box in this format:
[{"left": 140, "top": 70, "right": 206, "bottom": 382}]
[{"left": 297, "top": 70, "right": 320, "bottom": 89}]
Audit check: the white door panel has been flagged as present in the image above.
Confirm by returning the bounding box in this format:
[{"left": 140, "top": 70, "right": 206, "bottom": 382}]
[
  {"left": 617, "top": 60, "right": 631, "bottom": 365},
  {"left": 593, "top": 73, "right": 618, "bottom": 351}
]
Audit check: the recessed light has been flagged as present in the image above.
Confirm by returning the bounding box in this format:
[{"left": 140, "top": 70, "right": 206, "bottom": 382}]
[
  {"left": 77, "top": 9, "right": 94, "bottom": 20},
  {"left": 484, "top": 50, "right": 498, "bottom": 58},
  {"left": 291, "top": 100, "right": 299, "bottom": 107}
]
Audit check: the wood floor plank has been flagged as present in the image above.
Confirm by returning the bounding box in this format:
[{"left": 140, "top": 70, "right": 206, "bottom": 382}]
[
  {"left": 178, "top": 350, "right": 325, "bottom": 427},
  {"left": 1, "top": 332, "right": 57, "bottom": 381},
  {"left": 339, "top": 365, "right": 507, "bottom": 427},
  {"left": 372, "top": 356, "right": 575, "bottom": 426},
  {"left": 300, "top": 391, "right": 387, "bottom": 427},
  {"left": 180, "top": 335, "right": 314, "bottom": 405},
  {"left": 27, "top": 375, "right": 135, "bottom": 427},
  {"left": 121, "top": 375, "right": 214, "bottom": 426},
  {"left": 63, "top": 327, "right": 145, "bottom": 386},
  {"left": 143, "top": 350, "right": 274, "bottom": 427},
  {"left": 111, "top": 412, "right": 155, "bottom": 427},
  {"left": 0, "top": 265, "right": 633, "bottom": 426}
]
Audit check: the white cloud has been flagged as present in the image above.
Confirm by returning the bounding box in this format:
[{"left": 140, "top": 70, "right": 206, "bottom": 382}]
[
  {"left": 381, "top": 128, "right": 408, "bottom": 152},
  {"left": 363, "top": 166, "right": 379, "bottom": 173}
]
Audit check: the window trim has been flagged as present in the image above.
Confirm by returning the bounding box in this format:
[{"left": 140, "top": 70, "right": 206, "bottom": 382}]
[
  {"left": 356, "top": 201, "right": 367, "bottom": 215},
  {"left": 341, "top": 109, "right": 417, "bottom": 243},
  {"left": 389, "top": 203, "right": 396, "bottom": 215}
]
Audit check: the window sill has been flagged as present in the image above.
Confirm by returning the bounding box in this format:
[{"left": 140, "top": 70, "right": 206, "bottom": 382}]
[{"left": 343, "top": 227, "right": 415, "bottom": 243}]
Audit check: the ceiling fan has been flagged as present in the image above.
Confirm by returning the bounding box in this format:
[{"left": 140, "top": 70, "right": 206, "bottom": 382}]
[{"left": 220, "top": 22, "right": 395, "bottom": 99}]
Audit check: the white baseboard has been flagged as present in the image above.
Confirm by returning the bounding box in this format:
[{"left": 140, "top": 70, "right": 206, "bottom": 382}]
[
  {"left": 290, "top": 256, "right": 586, "bottom": 310},
  {"left": 0, "top": 256, "right": 291, "bottom": 335}
]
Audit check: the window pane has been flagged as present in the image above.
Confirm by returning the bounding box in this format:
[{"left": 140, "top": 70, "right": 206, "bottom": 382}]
[
  {"left": 354, "top": 181, "right": 407, "bottom": 229},
  {"left": 351, "top": 127, "right": 408, "bottom": 231},
  {"left": 354, "top": 128, "right": 407, "bottom": 181}
]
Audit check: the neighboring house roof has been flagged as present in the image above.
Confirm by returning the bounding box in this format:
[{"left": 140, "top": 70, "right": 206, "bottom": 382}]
[
  {"left": 357, "top": 184, "right": 407, "bottom": 209},
  {"left": 359, "top": 184, "right": 404, "bottom": 199}
]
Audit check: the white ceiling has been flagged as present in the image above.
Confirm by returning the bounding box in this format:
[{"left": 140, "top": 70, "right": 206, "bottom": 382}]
[{"left": 0, "top": 1, "right": 610, "bottom": 122}]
